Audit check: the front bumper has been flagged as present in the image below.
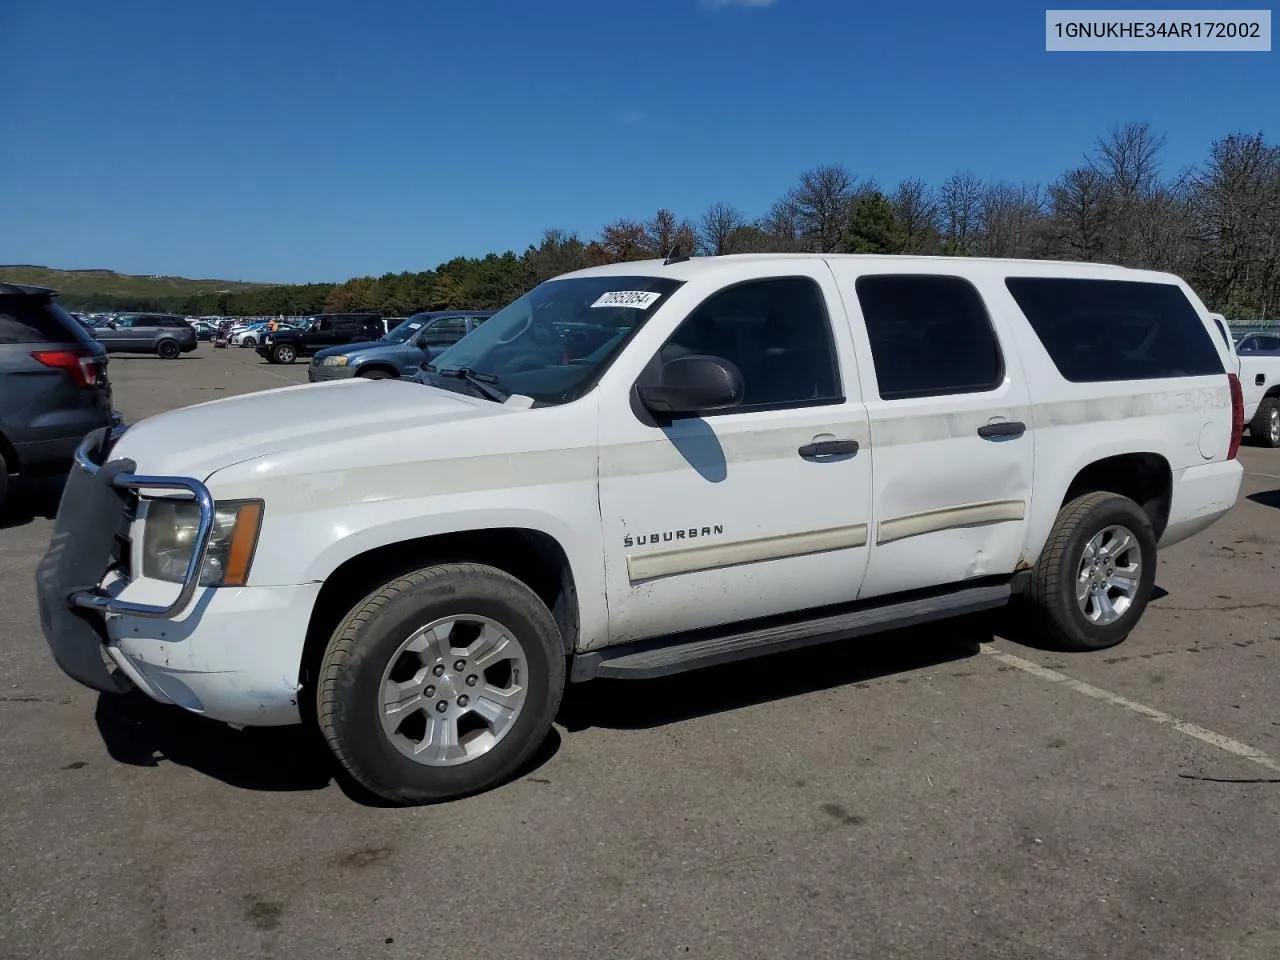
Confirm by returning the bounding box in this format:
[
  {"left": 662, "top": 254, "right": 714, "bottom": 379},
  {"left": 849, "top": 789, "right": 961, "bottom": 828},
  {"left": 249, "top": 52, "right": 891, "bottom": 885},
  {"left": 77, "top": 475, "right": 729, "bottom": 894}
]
[
  {"left": 307, "top": 362, "right": 356, "bottom": 382},
  {"left": 34, "top": 427, "right": 312, "bottom": 726}
]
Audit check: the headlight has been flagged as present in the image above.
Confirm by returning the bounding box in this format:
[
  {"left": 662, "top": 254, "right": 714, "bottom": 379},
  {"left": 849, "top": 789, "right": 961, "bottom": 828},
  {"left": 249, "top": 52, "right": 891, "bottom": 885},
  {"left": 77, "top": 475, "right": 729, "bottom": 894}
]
[
  {"left": 323, "top": 355, "right": 349, "bottom": 367},
  {"left": 141, "top": 498, "right": 264, "bottom": 587}
]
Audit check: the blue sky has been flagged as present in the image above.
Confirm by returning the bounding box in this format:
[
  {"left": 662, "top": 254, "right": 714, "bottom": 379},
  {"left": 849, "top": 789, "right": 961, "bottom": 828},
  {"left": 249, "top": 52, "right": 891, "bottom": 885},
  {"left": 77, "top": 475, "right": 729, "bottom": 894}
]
[{"left": 0, "top": 0, "right": 1274, "bottom": 283}]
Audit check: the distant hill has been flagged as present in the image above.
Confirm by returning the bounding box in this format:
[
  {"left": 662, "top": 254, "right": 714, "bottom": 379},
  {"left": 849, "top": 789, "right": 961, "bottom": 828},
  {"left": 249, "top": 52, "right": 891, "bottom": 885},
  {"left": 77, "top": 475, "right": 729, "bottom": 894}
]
[{"left": 0, "top": 265, "right": 276, "bottom": 309}]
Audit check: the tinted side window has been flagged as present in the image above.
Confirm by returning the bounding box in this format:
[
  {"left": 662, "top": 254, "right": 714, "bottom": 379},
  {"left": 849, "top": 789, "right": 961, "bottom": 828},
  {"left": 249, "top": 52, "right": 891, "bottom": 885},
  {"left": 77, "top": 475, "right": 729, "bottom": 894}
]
[
  {"left": 855, "top": 275, "right": 1003, "bottom": 400},
  {"left": 1257, "top": 336, "right": 1280, "bottom": 352},
  {"left": 1005, "top": 278, "right": 1223, "bottom": 382},
  {"left": 424, "top": 318, "right": 466, "bottom": 345},
  {"left": 658, "top": 277, "right": 841, "bottom": 410},
  {"left": 1212, "top": 319, "right": 1232, "bottom": 350},
  {"left": 0, "top": 295, "right": 90, "bottom": 344}
]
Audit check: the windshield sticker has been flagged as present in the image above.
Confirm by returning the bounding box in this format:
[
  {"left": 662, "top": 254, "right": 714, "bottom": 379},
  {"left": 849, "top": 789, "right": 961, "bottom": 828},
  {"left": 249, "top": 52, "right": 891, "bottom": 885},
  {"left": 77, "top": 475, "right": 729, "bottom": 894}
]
[
  {"left": 408, "top": 322, "right": 422, "bottom": 329},
  {"left": 590, "top": 290, "right": 661, "bottom": 310}
]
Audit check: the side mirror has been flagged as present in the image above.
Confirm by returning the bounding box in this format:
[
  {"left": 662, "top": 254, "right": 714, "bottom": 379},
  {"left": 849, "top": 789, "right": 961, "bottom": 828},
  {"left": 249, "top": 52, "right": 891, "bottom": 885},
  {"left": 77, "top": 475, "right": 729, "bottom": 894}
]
[{"left": 638, "top": 354, "right": 744, "bottom": 417}]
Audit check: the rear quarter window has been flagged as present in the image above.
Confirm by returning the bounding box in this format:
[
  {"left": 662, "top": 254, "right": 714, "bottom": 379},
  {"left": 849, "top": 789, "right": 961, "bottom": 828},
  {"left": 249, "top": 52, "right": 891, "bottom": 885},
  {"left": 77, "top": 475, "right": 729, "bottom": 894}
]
[
  {"left": 1004, "top": 278, "right": 1224, "bottom": 382},
  {"left": 0, "top": 296, "right": 91, "bottom": 345}
]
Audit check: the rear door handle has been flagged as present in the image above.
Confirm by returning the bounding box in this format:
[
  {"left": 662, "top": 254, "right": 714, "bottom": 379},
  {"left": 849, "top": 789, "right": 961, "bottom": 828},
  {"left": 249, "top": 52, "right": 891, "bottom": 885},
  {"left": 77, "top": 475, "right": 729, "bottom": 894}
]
[
  {"left": 977, "top": 421, "right": 1026, "bottom": 440},
  {"left": 798, "top": 439, "right": 859, "bottom": 458}
]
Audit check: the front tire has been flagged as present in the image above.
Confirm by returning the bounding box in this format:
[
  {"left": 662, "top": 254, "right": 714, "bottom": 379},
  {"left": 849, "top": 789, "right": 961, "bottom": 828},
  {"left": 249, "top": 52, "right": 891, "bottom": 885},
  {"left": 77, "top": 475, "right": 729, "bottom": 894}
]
[
  {"left": 359, "top": 368, "right": 393, "bottom": 380},
  {"left": 317, "top": 563, "right": 565, "bottom": 804},
  {"left": 1025, "top": 491, "right": 1157, "bottom": 651},
  {"left": 1250, "top": 397, "right": 1280, "bottom": 448},
  {"left": 272, "top": 344, "right": 297, "bottom": 364}
]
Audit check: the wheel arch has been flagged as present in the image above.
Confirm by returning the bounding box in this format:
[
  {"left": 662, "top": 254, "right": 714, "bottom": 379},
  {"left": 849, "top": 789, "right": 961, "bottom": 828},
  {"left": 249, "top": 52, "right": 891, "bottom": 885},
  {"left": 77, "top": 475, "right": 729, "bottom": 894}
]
[
  {"left": 355, "top": 363, "right": 399, "bottom": 378},
  {"left": 1061, "top": 452, "right": 1172, "bottom": 540},
  {"left": 1024, "top": 444, "right": 1174, "bottom": 566},
  {"left": 298, "top": 526, "right": 580, "bottom": 699}
]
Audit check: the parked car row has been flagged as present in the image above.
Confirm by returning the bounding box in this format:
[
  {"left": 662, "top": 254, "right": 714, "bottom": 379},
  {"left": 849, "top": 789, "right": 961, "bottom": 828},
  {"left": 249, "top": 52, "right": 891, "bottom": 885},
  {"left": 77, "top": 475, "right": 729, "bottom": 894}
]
[{"left": 305, "top": 311, "right": 493, "bottom": 378}]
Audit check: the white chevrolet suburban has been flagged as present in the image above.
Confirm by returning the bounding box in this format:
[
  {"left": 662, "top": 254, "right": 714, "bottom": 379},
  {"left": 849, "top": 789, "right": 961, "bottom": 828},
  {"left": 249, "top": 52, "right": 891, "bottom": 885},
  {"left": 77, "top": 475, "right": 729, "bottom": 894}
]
[{"left": 36, "top": 254, "right": 1245, "bottom": 804}]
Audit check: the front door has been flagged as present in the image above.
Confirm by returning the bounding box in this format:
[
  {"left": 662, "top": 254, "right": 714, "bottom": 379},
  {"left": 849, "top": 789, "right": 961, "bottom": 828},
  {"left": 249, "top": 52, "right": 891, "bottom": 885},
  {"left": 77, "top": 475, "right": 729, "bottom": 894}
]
[
  {"left": 834, "top": 270, "right": 1035, "bottom": 599},
  {"left": 596, "top": 268, "right": 873, "bottom": 646}
]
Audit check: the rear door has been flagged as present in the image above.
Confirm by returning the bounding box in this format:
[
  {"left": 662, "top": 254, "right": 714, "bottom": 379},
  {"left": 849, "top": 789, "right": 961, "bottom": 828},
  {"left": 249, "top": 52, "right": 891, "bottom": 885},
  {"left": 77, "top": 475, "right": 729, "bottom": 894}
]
[
  {"left": 98, "top": 316, "right": 132, "bottom": 351},
  {"left": 130, "top": 315, "right": 163, "bottom": 350},
  {"left": 832, "top": 268, "right": 1035, "bottom": 599}
]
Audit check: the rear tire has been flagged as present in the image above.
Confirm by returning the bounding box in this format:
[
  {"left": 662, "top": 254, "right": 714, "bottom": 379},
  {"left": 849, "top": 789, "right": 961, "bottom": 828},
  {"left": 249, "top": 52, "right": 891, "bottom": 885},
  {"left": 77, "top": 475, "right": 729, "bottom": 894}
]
[
  {"left": 1250, "top": 397, "right": 1280, "bottom": 448},
  {"left": 242, "top": 337, "right": 257, "bottom": 348},
  {"left": 156, "top": 339, "right": 180, "bottom": 359},
  {"left": 1025, "top": 491, "right": 1157, "bottom": 651},
  {"left": 317, "top": 563, "right": 565, "bottom": 805}
]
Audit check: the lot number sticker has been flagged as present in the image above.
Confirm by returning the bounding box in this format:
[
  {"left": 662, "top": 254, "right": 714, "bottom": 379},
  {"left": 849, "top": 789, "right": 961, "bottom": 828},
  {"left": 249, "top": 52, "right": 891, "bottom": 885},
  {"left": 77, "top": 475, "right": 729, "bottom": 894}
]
[{"left": 590, "top": 290, "right": 661, "bottom": 309}]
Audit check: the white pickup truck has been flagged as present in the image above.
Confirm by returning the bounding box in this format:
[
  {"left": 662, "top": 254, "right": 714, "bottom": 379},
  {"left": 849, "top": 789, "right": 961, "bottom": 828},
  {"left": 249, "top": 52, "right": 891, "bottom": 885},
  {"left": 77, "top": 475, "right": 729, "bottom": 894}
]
[
  {"left": 1223, "top": 322, "right": 1280, "bottom": 447},
  {"left": 37, "top": 254, "right": 1244, "bottom": 804}
]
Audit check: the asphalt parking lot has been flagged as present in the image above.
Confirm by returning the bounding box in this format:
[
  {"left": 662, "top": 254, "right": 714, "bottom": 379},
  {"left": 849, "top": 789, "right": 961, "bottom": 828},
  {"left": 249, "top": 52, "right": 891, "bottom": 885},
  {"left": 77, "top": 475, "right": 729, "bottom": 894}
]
[{"left": 3, "top": 345, "right": 1279, "bottom": 960}]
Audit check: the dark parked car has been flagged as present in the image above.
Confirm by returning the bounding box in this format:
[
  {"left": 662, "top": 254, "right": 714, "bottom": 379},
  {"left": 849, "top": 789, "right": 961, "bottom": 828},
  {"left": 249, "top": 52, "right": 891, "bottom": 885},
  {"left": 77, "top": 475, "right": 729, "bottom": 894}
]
[
  {"left": 308, "top": 311, "right": 493, "bottom": 382},
  {"left": 93, "top": 312, "right": 197, "bottom": 359},
  {"left": 0, "top": 283, "right": 119, "bottom": 509},
  {"left": 256, "top": 313, "right": 383, "bottom": 364},
  {"left": 1236, "top": 332, "right": 1280, "bottom": 356}
]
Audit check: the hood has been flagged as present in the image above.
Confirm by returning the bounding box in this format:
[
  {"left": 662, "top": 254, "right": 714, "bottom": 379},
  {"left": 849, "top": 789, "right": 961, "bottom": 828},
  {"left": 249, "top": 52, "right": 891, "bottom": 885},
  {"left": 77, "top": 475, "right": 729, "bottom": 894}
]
[
  {"left": 312, "top": 340, "right": 400, "bottom": 360},
  {"left": 109, "top": 378, "right": 507, "bottom": 480}
]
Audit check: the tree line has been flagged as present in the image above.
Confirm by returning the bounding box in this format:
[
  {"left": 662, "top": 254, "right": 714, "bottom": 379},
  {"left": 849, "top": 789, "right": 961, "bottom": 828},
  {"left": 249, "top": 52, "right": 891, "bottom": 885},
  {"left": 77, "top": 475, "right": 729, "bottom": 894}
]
[{"left": 88, "top": 124, "right": 1280, "bottom": 322}]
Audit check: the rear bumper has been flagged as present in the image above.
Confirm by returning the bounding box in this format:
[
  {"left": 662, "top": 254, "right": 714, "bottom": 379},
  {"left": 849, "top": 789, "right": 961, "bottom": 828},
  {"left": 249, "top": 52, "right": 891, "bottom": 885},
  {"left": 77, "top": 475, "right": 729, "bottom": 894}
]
[
  {"left": 307, "top": 363, "right": 356, "bottom": 382},
  {"left": 1160, "top": 458, "right": 1245, "bottom": 548}
]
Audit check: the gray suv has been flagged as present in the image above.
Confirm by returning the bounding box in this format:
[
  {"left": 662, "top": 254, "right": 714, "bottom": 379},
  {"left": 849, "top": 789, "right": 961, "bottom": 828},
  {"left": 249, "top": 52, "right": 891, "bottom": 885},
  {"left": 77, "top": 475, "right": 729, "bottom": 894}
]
[
  {"left": 308, "top": 311, "right": 492, "bottom": 382},
  {"left": 93, "top": 312, "right": 197, "bottom": 359},
  {"left": 1, "top": 284, "right": 119, "bottom": 509}
]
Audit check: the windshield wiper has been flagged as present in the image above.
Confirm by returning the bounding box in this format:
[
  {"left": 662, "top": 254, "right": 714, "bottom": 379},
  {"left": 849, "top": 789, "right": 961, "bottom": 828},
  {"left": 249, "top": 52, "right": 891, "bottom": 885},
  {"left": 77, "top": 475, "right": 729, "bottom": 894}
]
[{"left": 435, "top": 366, "right": 508, "bottom": 403}]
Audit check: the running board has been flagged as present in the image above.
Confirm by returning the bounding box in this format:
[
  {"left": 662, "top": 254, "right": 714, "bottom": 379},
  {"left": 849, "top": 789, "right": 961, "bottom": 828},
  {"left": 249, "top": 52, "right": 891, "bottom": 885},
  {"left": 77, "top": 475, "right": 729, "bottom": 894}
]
[{"left": 572, "top": 582, "right": 1012, "bottom": 682}]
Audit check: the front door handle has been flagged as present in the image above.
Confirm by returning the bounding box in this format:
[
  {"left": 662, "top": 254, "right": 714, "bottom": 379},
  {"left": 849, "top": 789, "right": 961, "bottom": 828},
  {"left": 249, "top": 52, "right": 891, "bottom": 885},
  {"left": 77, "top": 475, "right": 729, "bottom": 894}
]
[
  {"left": 798, "top": 439, "right": 859, "bottom": 458},
  {"left": 977, "top": 421, "right": 1026, "bottom": 440}
]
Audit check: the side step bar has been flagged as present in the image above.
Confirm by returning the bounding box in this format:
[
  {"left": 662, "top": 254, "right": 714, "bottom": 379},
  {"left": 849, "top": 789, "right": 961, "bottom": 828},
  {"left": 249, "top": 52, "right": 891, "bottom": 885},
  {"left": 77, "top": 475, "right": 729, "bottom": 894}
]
[{"left": 571, "top": 581, "right": 1012, "bottom": 682}]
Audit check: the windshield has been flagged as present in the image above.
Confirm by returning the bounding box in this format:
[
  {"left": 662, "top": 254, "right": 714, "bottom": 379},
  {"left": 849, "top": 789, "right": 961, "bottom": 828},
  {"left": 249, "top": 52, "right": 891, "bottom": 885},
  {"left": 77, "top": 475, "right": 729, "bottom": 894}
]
[
  {"left": 425, "top": 275, "right": 683, "bottom": 404},
  {"left": 385, "top": 316, "right": 428, "bottom": 344}
]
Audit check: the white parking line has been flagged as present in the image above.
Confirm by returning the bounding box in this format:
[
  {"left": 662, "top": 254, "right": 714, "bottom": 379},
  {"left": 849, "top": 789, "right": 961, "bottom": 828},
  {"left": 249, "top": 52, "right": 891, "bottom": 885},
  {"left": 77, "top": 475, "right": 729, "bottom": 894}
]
[
  {"left": 1246, "top": 471, "right": 1280, "bottom": 481},
  {"left": 983, "top": 647, "right": 1280, "bottom": 774}
]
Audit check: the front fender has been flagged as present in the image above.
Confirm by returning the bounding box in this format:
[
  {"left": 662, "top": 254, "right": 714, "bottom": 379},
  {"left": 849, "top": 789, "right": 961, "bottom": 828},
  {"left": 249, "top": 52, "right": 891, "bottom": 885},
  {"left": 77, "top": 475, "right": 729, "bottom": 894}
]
[{"left": 236, "top": 485, "right": 607, "bottom": 652}]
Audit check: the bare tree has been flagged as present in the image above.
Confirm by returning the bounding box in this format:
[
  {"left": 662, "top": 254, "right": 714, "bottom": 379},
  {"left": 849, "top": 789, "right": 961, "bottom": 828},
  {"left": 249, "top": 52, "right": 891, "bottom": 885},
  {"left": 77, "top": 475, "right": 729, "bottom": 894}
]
[
  {"left": 890, "top": 178, "right": 940, "bottom": 253},
  {"left": 643, "top": 208, "right": 697, "bottom": 257},
  {"left": 1048, "top": 167, "right": 1111, "bottom": 261},
  {"left": 1186, "top": 133, "right": 1280, "bottom": 320},
  {"left": 1087, "top": 121, "right": 1169, "bottom": 262},
  {"left": 598, "top": 219, "right": 650, "bottom": 262},
  {"left": 758, "top": 199, "right": 805, "bottom": 252},
  {"left": 699, "top": 203, "right": 749, "bottom": 255},
  {"left": 976, "top": 182, "right": 1046, "bottom": 258},
  {"left": 938, "top": 173, "right": 984, "bottom": 254},
  {"left": 786, "top": 164, "right": 859, "bottom": 252}
]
